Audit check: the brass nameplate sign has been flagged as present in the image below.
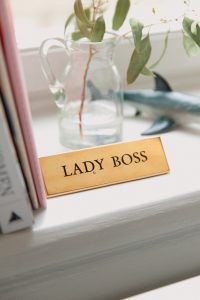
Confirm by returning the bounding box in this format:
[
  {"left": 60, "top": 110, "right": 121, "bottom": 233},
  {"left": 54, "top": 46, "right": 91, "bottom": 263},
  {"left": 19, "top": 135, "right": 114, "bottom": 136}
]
[{"left": 40, "top": 137, "right": 169, "bottom": 197}]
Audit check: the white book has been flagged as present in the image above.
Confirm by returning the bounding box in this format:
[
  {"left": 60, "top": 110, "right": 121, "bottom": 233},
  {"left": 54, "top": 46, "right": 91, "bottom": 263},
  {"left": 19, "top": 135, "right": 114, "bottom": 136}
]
[{"left": 0, "top": 96, "right": 33, "bottom": 234}]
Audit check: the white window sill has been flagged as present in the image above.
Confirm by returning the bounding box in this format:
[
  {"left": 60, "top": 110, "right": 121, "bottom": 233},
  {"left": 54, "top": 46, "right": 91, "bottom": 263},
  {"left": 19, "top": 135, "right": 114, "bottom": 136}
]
[
  {"left": 124, "top": 275, "right": 200, "bottom": 300},
  {"left": 1, "top": 32, "right": 200, "bottom": 300},
  {"left": 1, "top": 116, "right": 200, "bottom": 299}
]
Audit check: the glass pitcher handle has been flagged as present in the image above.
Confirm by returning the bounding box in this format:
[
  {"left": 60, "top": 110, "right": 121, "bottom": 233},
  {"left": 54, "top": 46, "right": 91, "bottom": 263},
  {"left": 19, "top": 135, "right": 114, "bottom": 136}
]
[{"left": 40, "top": 38, "right": 68, "bottom": 108}]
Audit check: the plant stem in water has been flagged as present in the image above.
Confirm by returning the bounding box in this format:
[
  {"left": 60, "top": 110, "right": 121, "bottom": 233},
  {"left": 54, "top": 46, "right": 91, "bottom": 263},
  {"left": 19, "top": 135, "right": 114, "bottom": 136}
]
[
  {"left": 78, "top": 45, "right": 94, "bottom": 138},
  {"left": 78, "top": 0, "right": 105, "bottom": 138}
]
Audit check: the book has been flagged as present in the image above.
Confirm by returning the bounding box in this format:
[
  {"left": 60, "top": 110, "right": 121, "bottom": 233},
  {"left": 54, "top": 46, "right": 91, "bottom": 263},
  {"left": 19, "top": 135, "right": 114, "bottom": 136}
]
[
  {"left": 0, "top": 41, "right": 39, "bottom": 209},
  {"left": 0, "top": 95, "right": 33, "bottom": 234},
  {"left": 0, "top": 0, "right": 46, "bottom": 208}
]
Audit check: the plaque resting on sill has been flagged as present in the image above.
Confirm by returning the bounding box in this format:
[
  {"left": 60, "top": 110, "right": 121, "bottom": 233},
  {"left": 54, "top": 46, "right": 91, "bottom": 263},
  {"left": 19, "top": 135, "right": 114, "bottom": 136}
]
[{"left": 39, "top": 137, "right": 169, "bottom": 197}]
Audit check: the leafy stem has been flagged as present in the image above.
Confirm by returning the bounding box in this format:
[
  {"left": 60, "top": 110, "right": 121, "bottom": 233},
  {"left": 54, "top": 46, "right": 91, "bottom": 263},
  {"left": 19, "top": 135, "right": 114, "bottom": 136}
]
[
  {"left": 63, "top": 0, "right": 200, "bottom": 138},
  {"left": 78, "top": 45, "right": 95, "bottom": 138}
]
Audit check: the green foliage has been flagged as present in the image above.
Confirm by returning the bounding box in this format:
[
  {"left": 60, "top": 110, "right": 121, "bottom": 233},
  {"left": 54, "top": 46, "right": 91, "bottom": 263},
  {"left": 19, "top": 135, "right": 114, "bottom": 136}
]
[
  {"left": 141, "top": 66, "right": 154, "bottom": 77},
  {"left": 74, "top": 0, "right": 93, "bottom": 27},
  {"left": 84, "top": 8, "right": 91, "bottom": 20},
  {"left": 191, "top": 21, "right": 198, "bottom": 35},
  {"left": 182, "top": 17, "right": 200, "bottom": 47},
  {"left": 64, "top": 13, "right": 74, "bottom": 34},
  {"left": 69, "top": 0, "right": 105, "bottom": 42},
  {"left": 71, "top": 31, "right": 83, "bottom": 41},
  {"left": 76, "top": 17, "right": 91, "bottom": 38},
  {"left": 183, "top": 33, "right": 198, "bottom": 57},
  {"left": 129, "top": 19, "right": 153, "bottom": 80},
  {"left": 112, "top": 0, "right": 130, "bottom": 31},
  {"left": 90, "top": 16, "right": 105, "bottom": 42},
  {"left": 150, "top": 29, "right": 169, "bottom": 69},
  {"left": 64, "top": 1, "right": 200, "bottom": 85},
  {"left": 127, "top": 35, "right": 152, "bottom": 84},
  {"left": 64, "top": 8, "right": 91, "bottom": 36},
  {"left": 129, "top": 18, "right": 144, "bottom": 48}
]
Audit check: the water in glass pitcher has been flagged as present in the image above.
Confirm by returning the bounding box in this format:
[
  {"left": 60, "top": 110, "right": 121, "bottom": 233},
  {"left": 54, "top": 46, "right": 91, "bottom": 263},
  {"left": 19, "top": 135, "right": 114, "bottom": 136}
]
[{"left": 58, "top": 99, "right": 122, "bottom": 149}]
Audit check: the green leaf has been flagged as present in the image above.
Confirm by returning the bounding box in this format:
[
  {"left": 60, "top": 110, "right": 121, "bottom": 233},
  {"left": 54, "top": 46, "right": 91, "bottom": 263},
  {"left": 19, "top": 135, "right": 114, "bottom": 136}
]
[
  {"left": 76, "top": 18, "right": 91, "bottom": 39},
  {"left": 71, "top": 31, "right": 83, "bottom": 41},
  {"left": 73, "top": 8, "right": 91, "bottom": 31},
  {"left": 74, "top": 0, "right": 92, "bottom": 27},
  {"left": 90, "top": 16, "right": 105, "bottom": 42},
  {"left": 183, "top": 33, "right": 198, "bottom": 57},
  {"left": 150, "top": 29, "right": 169, "bottom": 69},
  {"left": 64, "top": 13, "right": 75, "bottom": 34},
  {"left": 112, "top": 0, "right": 130, "bottom": 31},
  {"left": 84, "top": 8, "right": 91, "bottom": 20},
  {"left": 53, "top": 89, "right": 65, "bottom": 102},
  {"left": 127, "top": 35, "right": 152, "bottom": 84},
  {"left": 182, "top": 17, "right": 200, "bottom": 47},
  {"left": 129, "top": 18, "right": 144, "bottom": 49},
  {"left": 141, "top": 66, "right": 154, "bottom": 76},
  {"left": 191, "top": 21, "right": 198, "bottom": 35}
]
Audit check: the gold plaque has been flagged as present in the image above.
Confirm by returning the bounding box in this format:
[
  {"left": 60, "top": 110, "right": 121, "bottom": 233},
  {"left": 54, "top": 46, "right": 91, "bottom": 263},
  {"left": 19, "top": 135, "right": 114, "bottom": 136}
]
[{"left": 39, "top": 137, "right": 169, "bottom": 197}]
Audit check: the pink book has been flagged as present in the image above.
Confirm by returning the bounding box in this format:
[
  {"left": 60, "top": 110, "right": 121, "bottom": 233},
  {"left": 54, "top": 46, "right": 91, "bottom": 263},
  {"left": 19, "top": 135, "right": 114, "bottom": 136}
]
[
  {"left": 0, "top": 0, "right": 46, "bottom": 208},
  {"left": 0, "top": 41, "right": 39, "bottom": 209}
]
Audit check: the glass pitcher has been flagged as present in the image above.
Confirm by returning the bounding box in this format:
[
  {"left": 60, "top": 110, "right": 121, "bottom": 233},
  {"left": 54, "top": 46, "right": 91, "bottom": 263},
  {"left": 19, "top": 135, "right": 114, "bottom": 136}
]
[{"left": 40, "top": 38, "right": 123, "bottom": 149}]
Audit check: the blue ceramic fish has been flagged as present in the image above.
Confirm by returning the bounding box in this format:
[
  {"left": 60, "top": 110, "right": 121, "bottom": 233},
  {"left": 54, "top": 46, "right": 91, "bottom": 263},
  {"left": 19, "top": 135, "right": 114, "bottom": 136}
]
[{"left": 87, "top": 73, "right": 200, "bottom": 135}]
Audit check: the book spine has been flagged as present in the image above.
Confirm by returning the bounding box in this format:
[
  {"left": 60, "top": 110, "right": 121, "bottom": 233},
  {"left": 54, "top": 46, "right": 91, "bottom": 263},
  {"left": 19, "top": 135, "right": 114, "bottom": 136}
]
[
  {"left": 0, "top": 0, "right": 46, "bottom": 208},
  {"left": 0, "top": 97, "right": 33, "bottom": 234},
  {"left": 0, "top": 41, "right": 39, "bottom": 210}
]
